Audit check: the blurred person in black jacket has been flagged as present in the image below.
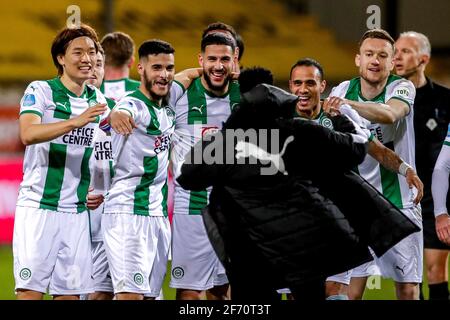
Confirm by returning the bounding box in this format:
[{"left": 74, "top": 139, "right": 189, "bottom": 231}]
[{"left": 177, "top": 82, "right": 420, "bottom": 300}]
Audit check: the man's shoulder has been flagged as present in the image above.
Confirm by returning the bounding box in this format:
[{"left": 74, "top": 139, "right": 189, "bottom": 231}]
[{"left": 430, "top": 79, "right": 450, "bottom": 95}]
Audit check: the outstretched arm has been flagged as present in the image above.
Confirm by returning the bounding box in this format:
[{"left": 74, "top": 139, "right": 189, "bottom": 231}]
[
  {"left": 368, "top": 138, "right": 423, "bottom": 204},
  {"left": 432, "top": 139, "right": 450, "bottom": 245},
  {"left": 325, "top": 96, "right": 409, "bottom": 124},
  {"left": 174, "top": 68, "right": 203, "bottom": 90}
]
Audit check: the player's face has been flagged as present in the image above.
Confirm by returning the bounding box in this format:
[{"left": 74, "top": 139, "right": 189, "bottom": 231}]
[
  {"left": 58, "top": 36, "right": 97, "bottom": 81},
  {"left": 356, "top": 38, "right": 394, "bottom": 85},
  {"left": 88, "top": 52, "right": 105, "bottom": 89},
  {"left": 289, "top": 65, "right": 325, "bottom": 119},
  {"left": 394, "top": 36, "right": 424, "bottom": 78},
  {"left": 139, "top": 53, "right": 175, "bottom": 101},
  {"left": 199, "top": 44, "right": 234, "bottom": 93}
]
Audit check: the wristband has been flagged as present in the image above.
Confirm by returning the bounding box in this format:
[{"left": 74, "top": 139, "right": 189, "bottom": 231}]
[{"left": 399, "top": 162, "right": 412, "bottom": 177}]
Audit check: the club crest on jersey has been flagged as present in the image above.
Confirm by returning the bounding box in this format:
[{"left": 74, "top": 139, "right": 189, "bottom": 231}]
[
  {"left": 165, "top": 106, "right": 175, "bottom": 120},
  {"left": 320, "top": 117, "right": 333, "bottom": 129},
  {"left": 23, "top": 94, "right": 36, "bottom": 106},
  {"left": 172, "top": 267, "right": 184, "bottom": 279}
]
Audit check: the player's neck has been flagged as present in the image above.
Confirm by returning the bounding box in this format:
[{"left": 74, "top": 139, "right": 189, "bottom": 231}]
[
  {"left": 139, "top": 85, "right": 162, "bottom": 107},
  {"left": 407, "top": 72, "right": 427, "bottom": 89},
  {"left": 360, "top": 77, "right": 388, "bottom": 100},
  {"left": 60, "top": 74, "right": 86, "bottom": 97},
  {"left": 104, "top": 66, "right": 130, "bottom": 81},
  {"left": 200, "top": 76, "right": 228, "bottom": 97}
]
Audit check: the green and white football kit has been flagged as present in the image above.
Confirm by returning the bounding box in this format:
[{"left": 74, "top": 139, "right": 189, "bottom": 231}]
[
  {"left": 14, "top": 78, "right": 109, "bottom": 295},
  {"left": 89, "top": 97, "right": 115, "bottom": 293},
  {"left": 331, "top": 75, "right": 423, "bottom": 283},
  {"left": 102, "top": 89, "right": 174, "bottom": 297},
  {"left": 169, "top": 78, "right": 240, "bottom": 290},
  {"left": 100, "top": 78, "right": 140, "bottom": 102},
  {"left": 89, "top": 77, "right": 139, "bottom": 293}
]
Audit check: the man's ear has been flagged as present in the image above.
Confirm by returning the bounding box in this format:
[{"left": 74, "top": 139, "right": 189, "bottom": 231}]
[
  {"left": 137, "top": 63, "right": 143, "bottom": 76},
  {"left": 320, "top": 80, "right": 326, "bottom": 94},
  {"left": 198, "top": 53, "right": 203, "bottom": 67}
]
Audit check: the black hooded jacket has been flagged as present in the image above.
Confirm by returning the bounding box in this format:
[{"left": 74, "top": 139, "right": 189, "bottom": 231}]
[{"left": 177, "top": 84, "right": 420, "bottom": 288}]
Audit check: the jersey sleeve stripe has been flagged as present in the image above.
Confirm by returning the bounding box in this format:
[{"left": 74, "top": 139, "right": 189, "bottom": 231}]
[{"left": 19, "top": 110, "right": 43, "bottom": 117}]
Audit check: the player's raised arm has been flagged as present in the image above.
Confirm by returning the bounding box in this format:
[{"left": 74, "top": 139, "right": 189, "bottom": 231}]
[{"left": 20, "top": 103, "right": 107, "bottom": 146}]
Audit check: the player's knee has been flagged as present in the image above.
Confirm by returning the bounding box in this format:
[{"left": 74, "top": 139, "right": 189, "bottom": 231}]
[
  {"left": 396, "top": 283, "right": 419, "bottom": 300},
  {"left": 206, "top": 284, "right": 229, "bottom": 300},
  {"left": 325, "top": 281, "right": 347, "bottom": 297},
  {"left": 176, "top": 289, "right": 203, "bottom": 300},
  {"left": 88, "top": 292, "right": 114, "bottom": 300}
]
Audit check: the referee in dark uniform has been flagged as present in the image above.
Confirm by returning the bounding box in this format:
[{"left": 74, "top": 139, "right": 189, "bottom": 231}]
[{"left": 395, "top": 31, "right": 450, "bottom": 300}]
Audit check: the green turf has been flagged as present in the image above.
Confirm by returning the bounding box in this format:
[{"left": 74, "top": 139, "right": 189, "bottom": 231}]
[{"left": 0, "top": 245, "right": 447, "bottom": 300}]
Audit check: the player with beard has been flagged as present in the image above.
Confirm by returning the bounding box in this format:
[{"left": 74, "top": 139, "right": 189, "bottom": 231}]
[
  {"left": 325, "top": 29, "right": 422, "bottom": 300},
  {"left": 169, "top": 33, "right": 240, "bottom": 300},
  {"left": 102, "top": 40, "right": 176, "bottom": 300},
  {"left": 288, "top": 57, "right": 422, "bottom": 300}
]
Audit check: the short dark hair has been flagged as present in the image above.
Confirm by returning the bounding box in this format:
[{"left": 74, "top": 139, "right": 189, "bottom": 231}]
[
  {"left": 100, "top": 31, "right": 135, "bottom": 67},
  {"left": 202, "top": 22, "right": 237, "bottom": 42},
  {"left": 51, "top": 24, "right": 99, "bottom": 75},
  {"left": 238, "top": 66, "right": 273, "bottom": 94},
  {"left": 359, "top": 29, "right": 395, "bottom": 51},
  {"left": 201, "top": 33, "right": 236, "bottom": 53},
  {"left": 138, "top": 39, "right": 175, "bottom": 59},
  {"left": 97, "top": 43, "right": 105, "bottom": 59},
  {"left": 235, "top": 33, "right": 245, "bottom": 62},
  {"left": 289, "top": 58, "right": 324, "bottom": 80}
]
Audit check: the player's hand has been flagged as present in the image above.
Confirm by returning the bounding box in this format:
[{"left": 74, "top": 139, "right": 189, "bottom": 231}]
[
  {"left": 406, "top": 168, "right": 423, "bottom": 205},
  {"left": 435, "top": 213, "right": 450, "bottom": 245},
  {"left": 110, "top": 109, "right": 136, "bottom": 135},
  {"left": 71, "top": 103, "right": 107, "bottom": 128},
  {"left": 323, "top": 96, "right": 346, "bottom": 116},
  {"left": 87, "top": 187, "right": 104, "bottom": 210}
]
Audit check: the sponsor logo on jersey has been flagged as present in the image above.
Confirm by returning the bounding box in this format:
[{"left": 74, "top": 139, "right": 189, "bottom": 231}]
[
  {"left": 23, "top": 94, "right": 36, "bottom": 106},
  {"left": 95, "top": 140, "right": 113, "bottom": 160},
  {"left": 191, "top": 105, "right": 205, "bottom": 114},
  {"left": 154, "top": 134, "right": 171, "bottom": 154},
  {"left": 62, "top": 127, "right": 95, "bottom": 146},
  {"left": 172, "top": 266, "right": 184, "bottom": 279},
  {"left": 394, "top": 86, "right": 410, "bottom": 98},
  {"left": 19, "top": 268, "right": 32, "bottom": 280},
  {"left": 369, "top": 126, "right": 384, "bottom": 143},
  {"left": 201, "top": 126, "right": 219, "bottom": 137}
]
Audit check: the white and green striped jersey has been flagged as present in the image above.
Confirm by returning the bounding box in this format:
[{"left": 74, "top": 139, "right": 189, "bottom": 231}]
[
  {"left": 171, "top": 78, "right": 240, "bottom": 215},
  {"left": 17, "top": 78, "right": 109, "bottom": 213},
  {"left": 331, "top": 74, "right": 417, "bottom": 209},
  {"left": 89, "top": 99, "right": 115, "bottom": 240},
  {"left": 295, "top": 105, "right": 372, "bottom": 144},
  {"left": 432, "top": 124, "right": 450, "bottom": 216},
  {"left": 104, "top": 89, "right": 175, "bottom": 216},
  {"left": 100, "top": 78, "right": 140, "bottom": 102}
]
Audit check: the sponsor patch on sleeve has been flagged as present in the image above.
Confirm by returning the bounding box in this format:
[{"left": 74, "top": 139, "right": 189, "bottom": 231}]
[
  {"left": 22, "top": 94, "right": 36, "bottom": 106},
  {"left": 394, "top": 86, "right": 411, "bottom": 99}
]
